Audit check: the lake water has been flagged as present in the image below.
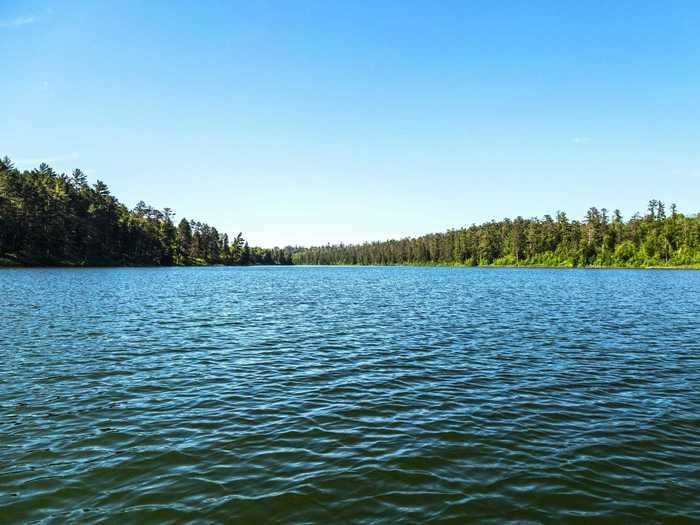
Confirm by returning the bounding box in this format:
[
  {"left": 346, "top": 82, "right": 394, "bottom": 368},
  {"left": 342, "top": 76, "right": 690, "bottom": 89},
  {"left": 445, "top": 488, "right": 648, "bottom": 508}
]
[{"left": 2, "top": 266, "right": 699, "bottom": 523}]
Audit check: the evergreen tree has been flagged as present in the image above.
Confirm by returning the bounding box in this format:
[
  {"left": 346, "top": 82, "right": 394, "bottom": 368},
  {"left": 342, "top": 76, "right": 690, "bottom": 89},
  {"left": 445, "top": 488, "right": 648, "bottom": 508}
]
[
  {"left": 0, "top": 157, "right": 265, "bottom": 266},
  {"left": 291, "top": 203, "right": 700, "bottom": 268}
]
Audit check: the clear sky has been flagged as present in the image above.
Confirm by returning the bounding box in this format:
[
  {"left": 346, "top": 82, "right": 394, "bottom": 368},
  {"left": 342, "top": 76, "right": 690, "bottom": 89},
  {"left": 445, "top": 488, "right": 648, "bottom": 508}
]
[{"left": 2, "top": 1, "right": 699, "bottom": 247}]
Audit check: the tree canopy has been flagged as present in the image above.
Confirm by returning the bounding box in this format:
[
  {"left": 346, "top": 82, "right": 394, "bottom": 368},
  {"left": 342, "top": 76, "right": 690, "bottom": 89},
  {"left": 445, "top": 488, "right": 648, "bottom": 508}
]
[
  {"left": 292, "top": 204, "right": 700, "bottom": 268},
  {"left": 0, "top": 157, "right": 291, "bottom": 266},
  {"left": 3, "top": 156, "right": 698, "bottom": 269}
]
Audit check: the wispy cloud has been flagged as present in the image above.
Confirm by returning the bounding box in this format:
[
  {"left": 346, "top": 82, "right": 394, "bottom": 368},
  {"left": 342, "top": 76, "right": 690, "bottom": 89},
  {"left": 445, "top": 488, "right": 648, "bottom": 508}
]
[
  {"left": 572, "top": 137, "right": 591, "bottom": 144},
  {"left": 0, "top": 15, "right": 37, "bottom": 28},
  {"left": 15, "top": 153, "right": 80, "bottom": 167}
]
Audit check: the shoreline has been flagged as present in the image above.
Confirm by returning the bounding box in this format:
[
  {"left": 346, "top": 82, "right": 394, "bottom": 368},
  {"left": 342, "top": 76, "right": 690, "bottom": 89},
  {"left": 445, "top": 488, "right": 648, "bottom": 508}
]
[
  {"left": 2, "top": 258, "right": 699, "bottom": 271},
  {"left": 308, "top": 263, "right": 700, "bottom": 270},
  {"left": 0, "top": 256, "right": 259, "bottom": 269}
]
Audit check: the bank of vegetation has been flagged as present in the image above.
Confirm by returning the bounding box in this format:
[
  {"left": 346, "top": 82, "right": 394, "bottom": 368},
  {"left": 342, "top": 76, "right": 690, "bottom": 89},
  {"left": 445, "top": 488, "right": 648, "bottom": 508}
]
[
  {"left": 0, "top": 157, "right": 293, "bottom": 266},
  {"left": 292, "top": 203, "right": 700, "bottom": 268},
  {"left": 4, "top": 157, "right": 699, "bottom": 270}
]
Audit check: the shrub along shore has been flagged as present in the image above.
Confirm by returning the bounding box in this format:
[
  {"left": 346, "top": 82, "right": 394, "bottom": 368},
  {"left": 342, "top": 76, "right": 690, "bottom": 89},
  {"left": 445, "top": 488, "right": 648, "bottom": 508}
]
[
  {"left": 291, "top": 203, "right": 700, "bottom": 268},
  {"left": 2, "top": 156, "right": 698, "bottom": 269}
]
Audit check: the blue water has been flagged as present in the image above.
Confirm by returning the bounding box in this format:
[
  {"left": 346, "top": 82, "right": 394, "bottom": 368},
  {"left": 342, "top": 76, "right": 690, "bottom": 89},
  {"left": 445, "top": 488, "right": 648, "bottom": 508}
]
[{"left": 1, "top": 266, "right": 699, "bottom": 523}]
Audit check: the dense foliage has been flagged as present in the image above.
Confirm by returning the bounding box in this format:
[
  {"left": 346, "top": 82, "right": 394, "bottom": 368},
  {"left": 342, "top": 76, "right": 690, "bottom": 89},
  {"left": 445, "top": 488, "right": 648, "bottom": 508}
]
[
  {"left": 4, "top": 156, "right": 698, "bottom": 269},
  {"left": 0, "top": 157, "right": 291, "bottom": 266},
  {"left": 293, "top": 204, "right": 700, "bottom": 268}
]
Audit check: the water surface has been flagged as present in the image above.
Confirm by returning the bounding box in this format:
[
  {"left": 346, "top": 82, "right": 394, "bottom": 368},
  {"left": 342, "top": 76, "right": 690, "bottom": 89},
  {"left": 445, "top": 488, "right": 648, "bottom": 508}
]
[{"left": 1, "top": 266, "right": 699, "bottom": 523}]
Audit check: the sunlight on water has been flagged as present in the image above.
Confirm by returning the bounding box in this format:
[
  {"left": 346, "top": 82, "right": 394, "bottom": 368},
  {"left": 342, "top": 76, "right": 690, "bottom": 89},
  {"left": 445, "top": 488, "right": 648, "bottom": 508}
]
[{"left": 1, "top": 266, "right": 699, "bottom": 523}]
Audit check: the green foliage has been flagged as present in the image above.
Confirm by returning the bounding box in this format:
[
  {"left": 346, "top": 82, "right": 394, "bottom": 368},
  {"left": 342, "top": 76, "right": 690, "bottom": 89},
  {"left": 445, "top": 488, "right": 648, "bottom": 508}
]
[
  {"left": 614, "top": 240, "right": 636, "bottom": 264},
  {"left": 292, "top": 204, "right": 700, "bottom": 268},
  {"left": 0, "top": 157, "right": 290, "bottom": 266},
  {"left": 5, "top": 156, "right": 697, "bottom": 269}
]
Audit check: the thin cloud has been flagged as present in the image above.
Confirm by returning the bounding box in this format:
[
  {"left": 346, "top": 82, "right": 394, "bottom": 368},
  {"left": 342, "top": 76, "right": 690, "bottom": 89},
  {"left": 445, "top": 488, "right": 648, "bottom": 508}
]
[
  {"left": 572, "top": 137, "right": 591, "bottom": 144},
  {"left": 0, "top": 15, "right": 37, "bottom": 28}
]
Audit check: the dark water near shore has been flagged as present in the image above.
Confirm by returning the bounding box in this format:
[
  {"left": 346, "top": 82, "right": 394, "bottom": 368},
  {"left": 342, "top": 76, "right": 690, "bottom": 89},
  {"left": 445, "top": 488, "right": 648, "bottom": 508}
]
[{"left": 2, "top": 266, "right": 699, "bottom": 524}]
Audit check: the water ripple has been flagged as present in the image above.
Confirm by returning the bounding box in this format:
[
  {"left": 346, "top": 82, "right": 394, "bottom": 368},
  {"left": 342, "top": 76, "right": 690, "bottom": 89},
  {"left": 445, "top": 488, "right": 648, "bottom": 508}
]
[{"left": 1, "top": 266, "right": 699, "bottom": 523}]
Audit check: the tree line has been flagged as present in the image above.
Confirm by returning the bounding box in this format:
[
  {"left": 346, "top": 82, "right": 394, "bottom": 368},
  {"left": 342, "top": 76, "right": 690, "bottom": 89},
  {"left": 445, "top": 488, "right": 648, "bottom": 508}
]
[
  {"left": 0, "top": 157, "right": 292, "bottom": 266},
  {"left": 4, "top": 156, "right": 698, "bottom": 269},
  {"left": 292, "top": 203, "right": 700, "bottom": 268}
]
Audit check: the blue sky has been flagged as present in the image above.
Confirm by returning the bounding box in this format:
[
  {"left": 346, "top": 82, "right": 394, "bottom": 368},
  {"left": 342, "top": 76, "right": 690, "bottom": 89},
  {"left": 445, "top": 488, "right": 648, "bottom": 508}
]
[{"left": 2, "top": 1, "right": 699, "bottom": 247}]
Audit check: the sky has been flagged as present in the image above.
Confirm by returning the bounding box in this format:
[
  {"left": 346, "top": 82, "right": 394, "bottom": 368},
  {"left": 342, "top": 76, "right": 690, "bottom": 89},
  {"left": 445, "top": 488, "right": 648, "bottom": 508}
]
[{"left": 2, "top": 1, "right": 699, "bottom": 247}]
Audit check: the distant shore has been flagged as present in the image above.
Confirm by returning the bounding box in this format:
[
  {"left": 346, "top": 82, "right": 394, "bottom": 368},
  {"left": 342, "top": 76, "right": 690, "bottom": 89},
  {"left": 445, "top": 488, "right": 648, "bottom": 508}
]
[
  {"left": 306, "top": 262, "right": 700, "bottom": 270},
  {"left": 3, "top": 256, "right": 698, "bottom": 270},
  {"left": 0, "top": 255, "right": 284, "bottom": 269}
]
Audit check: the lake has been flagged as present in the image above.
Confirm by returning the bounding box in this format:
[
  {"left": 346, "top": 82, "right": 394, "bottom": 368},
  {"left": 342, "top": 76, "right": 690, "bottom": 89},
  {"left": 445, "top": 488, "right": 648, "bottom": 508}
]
[{"left": 1, "top": 266, "right": 699, "bottom": 523}]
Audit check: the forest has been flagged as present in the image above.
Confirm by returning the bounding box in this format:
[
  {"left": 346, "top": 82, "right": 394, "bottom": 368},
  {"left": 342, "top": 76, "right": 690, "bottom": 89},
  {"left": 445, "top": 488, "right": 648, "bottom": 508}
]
[
  {"left": 292, "top": 203, "right": 700, "bottom": 268},
  {"left": 0, "top": 157, "right": 293, "bottom": 266},
  {"left": 3, "top": 156, "right": 699, "bottom": 269}
]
